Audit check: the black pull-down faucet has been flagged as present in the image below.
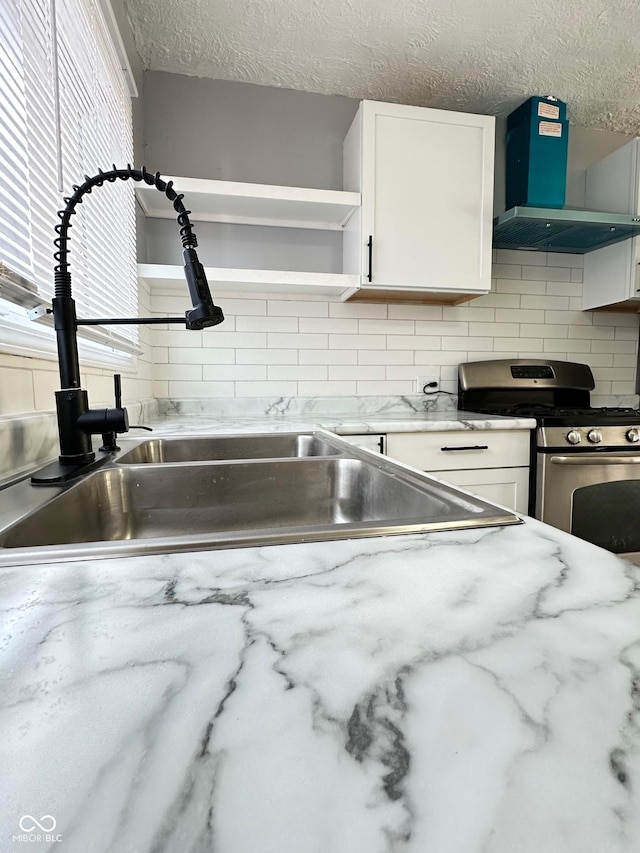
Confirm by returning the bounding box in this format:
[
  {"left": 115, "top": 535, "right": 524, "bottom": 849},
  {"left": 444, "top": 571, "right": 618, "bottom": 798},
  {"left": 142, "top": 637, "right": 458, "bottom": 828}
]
[{"left": 31, "top": 165, "right": 224, "bottom": 485}]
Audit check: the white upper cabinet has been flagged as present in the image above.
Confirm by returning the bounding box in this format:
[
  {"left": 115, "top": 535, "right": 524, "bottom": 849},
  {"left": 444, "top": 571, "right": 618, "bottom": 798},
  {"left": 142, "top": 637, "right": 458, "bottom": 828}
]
[
  {"left": 583, "top": 139, "right": 640, "bottom": 310},
  {"left": 342, "top": 100, "right": 495, "bottom": 303}
]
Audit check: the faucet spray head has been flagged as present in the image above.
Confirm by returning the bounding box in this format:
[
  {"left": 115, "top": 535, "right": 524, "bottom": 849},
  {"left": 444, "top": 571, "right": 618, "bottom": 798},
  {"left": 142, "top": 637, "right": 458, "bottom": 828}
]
[{"left": 183, "top": 247, "right": 224, "bottom": 330}]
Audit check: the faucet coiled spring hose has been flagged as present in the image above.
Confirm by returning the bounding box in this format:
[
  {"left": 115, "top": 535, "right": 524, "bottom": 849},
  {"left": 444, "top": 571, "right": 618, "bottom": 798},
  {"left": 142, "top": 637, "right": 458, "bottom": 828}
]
[{"left": 54, "top": 165, "right": 197, "bottom": 299}]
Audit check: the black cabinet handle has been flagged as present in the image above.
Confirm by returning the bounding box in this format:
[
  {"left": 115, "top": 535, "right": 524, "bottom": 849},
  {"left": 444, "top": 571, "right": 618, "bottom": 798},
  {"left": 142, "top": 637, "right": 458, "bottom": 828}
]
[
  {"left": 440, "top": 445, "right": 489, "bottom": 452},
  {"left": 367, "top": 235, "right": 373, "bottom": 282}
]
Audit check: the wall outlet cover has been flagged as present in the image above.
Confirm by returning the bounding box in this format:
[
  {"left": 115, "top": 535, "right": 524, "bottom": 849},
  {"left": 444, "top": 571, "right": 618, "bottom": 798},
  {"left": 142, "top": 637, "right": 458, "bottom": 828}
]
[{"left": 416, "top": 375, "right": 439, "bottom": 394}]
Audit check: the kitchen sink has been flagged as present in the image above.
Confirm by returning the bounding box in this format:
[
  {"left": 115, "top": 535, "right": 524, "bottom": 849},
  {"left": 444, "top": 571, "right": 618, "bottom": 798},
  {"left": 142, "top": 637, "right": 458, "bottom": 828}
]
[
  {"left": 0, "top": 431, "right": 521, "bottom": 565},
  {"left": 115, "top": 433, "right": 344, "bottom": 464}
]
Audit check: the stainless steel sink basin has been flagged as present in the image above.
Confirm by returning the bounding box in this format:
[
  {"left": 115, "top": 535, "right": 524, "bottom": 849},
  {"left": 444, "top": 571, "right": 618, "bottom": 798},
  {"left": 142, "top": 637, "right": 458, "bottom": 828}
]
[
  {"left": 0, "top": 430, "right": 521, "bottom": 565},
  {"left": 115, "top": 433, "right": 344, "bottom": 464}
]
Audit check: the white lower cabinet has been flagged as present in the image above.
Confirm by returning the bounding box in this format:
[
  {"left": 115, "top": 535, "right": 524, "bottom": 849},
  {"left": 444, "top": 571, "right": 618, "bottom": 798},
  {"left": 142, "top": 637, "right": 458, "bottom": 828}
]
[{"left": 385, "top": 430, "right": 531, "bottom": 514}]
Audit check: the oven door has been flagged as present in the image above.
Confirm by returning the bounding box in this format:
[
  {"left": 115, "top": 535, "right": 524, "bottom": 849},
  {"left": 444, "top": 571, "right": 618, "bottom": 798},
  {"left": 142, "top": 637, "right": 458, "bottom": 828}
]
[{"left": 536, "top": 451, "right": 640, "bottom": 562}]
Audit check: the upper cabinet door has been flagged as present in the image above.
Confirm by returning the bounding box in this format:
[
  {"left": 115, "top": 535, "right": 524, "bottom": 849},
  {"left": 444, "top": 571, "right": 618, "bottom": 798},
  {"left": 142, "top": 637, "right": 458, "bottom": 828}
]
[{"left": 343, "top": 101, "right": 495, "bottom": 303}]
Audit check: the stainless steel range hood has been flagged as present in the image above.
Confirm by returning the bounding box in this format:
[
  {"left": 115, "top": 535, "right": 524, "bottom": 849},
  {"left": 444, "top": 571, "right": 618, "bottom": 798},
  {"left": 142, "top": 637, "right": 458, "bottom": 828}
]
[{"left": 493, "top": 206, "right": 640, "bottom": 254}]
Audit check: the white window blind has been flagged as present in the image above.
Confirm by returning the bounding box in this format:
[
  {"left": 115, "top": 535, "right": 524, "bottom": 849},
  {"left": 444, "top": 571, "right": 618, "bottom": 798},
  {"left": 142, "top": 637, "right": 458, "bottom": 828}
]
[{"left": 0, "top": 0, "right": 137, "bottom": 355}]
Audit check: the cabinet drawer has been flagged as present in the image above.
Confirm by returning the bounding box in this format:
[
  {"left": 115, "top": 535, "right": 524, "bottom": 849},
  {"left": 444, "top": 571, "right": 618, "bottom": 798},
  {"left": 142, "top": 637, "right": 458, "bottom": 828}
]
[
  {"left": 386, "top": 430, "right": 530, "bottom": 472},
  {"left": 437, "top": 467, "right": 530, "bottom": 514}
]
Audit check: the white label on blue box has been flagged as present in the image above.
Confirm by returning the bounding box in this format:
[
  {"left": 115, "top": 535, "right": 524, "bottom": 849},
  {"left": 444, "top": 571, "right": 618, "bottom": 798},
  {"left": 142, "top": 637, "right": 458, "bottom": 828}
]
[
  {"left": 539, "top": 121, "right": 563, "bottom": 137},
  {"left": 538, "top": 102, "right": 560, "bottom": 119}
]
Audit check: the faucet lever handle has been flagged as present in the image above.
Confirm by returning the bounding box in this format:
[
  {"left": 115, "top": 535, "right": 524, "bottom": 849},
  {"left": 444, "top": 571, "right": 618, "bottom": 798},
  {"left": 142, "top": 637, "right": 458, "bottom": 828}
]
[{"left": 114, "top": 373, "right": 122, "bottom": 408}]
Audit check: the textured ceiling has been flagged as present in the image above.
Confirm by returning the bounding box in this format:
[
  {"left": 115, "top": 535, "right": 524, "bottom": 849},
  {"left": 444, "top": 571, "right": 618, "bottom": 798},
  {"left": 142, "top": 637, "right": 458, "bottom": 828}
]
[{"left": 124, "top": 0, "right": 640, "bottom": 133}]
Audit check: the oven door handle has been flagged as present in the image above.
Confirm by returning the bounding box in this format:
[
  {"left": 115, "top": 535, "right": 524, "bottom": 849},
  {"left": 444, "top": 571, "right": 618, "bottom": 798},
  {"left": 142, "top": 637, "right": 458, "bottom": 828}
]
[{"left": 550, "top": 455, "right": 640, "bottom": 466}]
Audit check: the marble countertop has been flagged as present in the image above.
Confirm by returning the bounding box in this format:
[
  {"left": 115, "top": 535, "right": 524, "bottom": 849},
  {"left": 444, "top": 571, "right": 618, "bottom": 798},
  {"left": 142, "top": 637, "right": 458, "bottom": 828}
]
[
  {"left": 2, "top": 520, "right": 640, "bottom": 852},
  {"left": 144, "top": 409, "right": 536, "bottom": 436},
  {"left": 3, "top": 413, "right": 639, "bottom": 852}
]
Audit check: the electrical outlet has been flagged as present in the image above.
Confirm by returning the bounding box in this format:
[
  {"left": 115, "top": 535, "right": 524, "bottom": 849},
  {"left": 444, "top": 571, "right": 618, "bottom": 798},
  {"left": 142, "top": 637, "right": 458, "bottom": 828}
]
[{"left": 416, "top": 375, "right": 439, "bottom": 394}]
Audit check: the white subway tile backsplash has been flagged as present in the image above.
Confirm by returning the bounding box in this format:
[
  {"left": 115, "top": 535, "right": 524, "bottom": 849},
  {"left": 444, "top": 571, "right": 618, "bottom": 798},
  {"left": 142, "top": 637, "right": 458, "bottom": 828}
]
[
  {"left": 492, "top": 264, "right": 522, "bottom": 279},
  {"left": 358, "top": 318, "right": 415, "bottom": 335},
  {"left": 543, "top": 339, "right": 591, "bottom": 353},
  {"left": 544, "top": 310, "right": 592, "bottom": 326},
  {"left": 161, "top": 330, "right": 204, "bottom": 348},
  {"left": 615, "top": 326, "right": 640, "bottom": 339},
  {"left": 415, "top": 321, "right": 468, "bottom": 336},
  {"left": 0, "top": 367, "right": 36, "bottom": 414},
  {"left": 612, "top": 381, "right": 634, "bottom": 393},
  {"left": 219, "top": 298, "right": 267, "bottom": 315},
  {"left": 546, "top": 253, "right": 584, "bottom": 268},
  {"left": 546, "top": 281, "right": 582, "bottom": 297},
  {"left": 153, "top": 346, "right": 169, "bottom": 364},
  {"left": 169, "top": 381, "right": 235, "bottom": 397},
  {"left": 330, "top": 334, "right": 385, "bottom": 349},
  {"left": 328, "top": 365, "right": 384, "bottom": 381},
  {"left": 300, "top": 318, "right": 358, "bottom": 334},
  {"left": 269, "top": 333, "right": 328, "bottom": 349},
  {"left": 300, "top": 349, "right": 357, "bottom": 365},
  {"left": 387, "top": 335, "right": 441, "bottom": 351},
  {"left": 496, "top": 279, "right": 546, "bottom": 295},
  {"left": 237, "top": 349, "right": 298, "bottom": 364},
  {"left": 592, "top": 367, "right": 636, "bottom": 382},
  {"left": 442, "top": 336, "right": 492, "bottom": 351},
  {"left": 469, "top": 322, "right": 520, "bottom": 337},
  {"left": 236, "top": 316, "right": 298, "bottom": 333},
  {"left": 415, "top": 350, "right": 467, "bottom": 366},
  {"left": 493, "top": 337, "right": 543, "bottom": 352},
  {"left": 203, "top": 365, "right": 265, "bottom": 381},
  {"left": 496, "top": 249, "right": 547, "bottom": 266},
  {"left": 495, "top": 308, "right": 545, "bottom": 324},
  {"left": 356, "top": 380, "right": 413, "bottom": 395},
  {"left": 474, "top": 292, "right": 521, "bottom": 309},
  {"left": 154, "top": 364, "right": 203, "bottom": 381},
  {"left": 208, "top": 331, "right": 268, "bottom": 348},
  {"left": 297, "top": 381, "right": 357, "bottom": 396},
  {"left": 613, "top": 353, "right": 637, "bottom": 367},
  {"left": 569, "top": 325, "right": 614, "bottom": 339},
  {"left": 329, "top": 302, "right": 387, "bottom": 319},
  {"left": 442, "top": 306, "right": 496, "bottom": 322},
  {"left": 268, "top": 365, "right": 327, "bottom": 381},
  {"left": 358, "top": 350, "right": 413, "bottom": 365},
  {"left": 170, "top": 348, "right": 235, "bottom": 364},
  {"left": 388, "top": 304, "right": 442, "bottom": 320},
  {"left": 147, "top": 252, "right": 638, "bottom": 400},
  {"left": 235, "top": 381, "right": 297, "bottom": 397},
  {"left": 521, "top": 295, "right": 569, "bottom": 310},
  {"left": 268, "top": 300, "right": 328, "bottom": 318},
  {"left": 593, "top": 311, "right": 639, "bottom": 327},
  {"left": 522, "top": 266, "right": 572, "bottom": 282},
  {"left": 592, "top": 339, "right": 637, "bottom": 353}
]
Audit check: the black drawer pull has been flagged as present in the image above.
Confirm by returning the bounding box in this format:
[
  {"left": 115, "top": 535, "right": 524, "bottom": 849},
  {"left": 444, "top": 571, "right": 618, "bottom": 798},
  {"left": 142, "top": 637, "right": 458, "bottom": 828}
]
[{"left": 440, "top": 444, "right": 489, "bottom": 452}]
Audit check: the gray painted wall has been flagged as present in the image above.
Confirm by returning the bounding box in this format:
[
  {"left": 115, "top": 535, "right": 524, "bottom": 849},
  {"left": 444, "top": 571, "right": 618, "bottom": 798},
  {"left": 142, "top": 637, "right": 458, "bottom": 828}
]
[{"left": 142, "top": 72, "right": 358, "bottom": 188}]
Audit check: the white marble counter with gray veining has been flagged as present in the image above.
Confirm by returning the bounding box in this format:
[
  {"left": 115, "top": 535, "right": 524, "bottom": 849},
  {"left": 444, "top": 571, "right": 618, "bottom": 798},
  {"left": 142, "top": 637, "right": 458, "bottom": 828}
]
[
  {"left": 145, "top": 408, "right": 536, "bottom": 437},
  {"left": 2, "top": 407, "right": 639, "bottom": 852},
  {"left": 2, "top": 511, "right": 640, "bottom": 852}
]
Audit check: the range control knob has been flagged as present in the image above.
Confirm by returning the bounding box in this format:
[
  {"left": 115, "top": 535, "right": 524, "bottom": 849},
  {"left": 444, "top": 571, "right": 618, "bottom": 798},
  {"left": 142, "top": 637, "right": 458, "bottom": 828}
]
[
  {"left": 587, "top": 429, "right": 603, "bottom": 444},
  {"left": 626, "top": 428, "right": 640, "bottom": 443},
  {"left": 566, "top": 430, "right": 581, "bottom": 445}
]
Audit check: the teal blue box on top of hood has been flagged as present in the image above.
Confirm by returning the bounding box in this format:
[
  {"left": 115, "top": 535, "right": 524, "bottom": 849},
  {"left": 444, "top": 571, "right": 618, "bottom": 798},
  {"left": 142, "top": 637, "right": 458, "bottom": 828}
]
[{"left": 506, "top": 96, "right": 569, "bottom": 209}]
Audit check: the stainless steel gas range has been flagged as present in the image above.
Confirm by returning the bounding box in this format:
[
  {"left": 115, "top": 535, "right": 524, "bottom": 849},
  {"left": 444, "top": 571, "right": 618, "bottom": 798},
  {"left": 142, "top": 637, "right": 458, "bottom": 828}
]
[{"left": 458, "top": 358, "right": 640, "bottom": 563}]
